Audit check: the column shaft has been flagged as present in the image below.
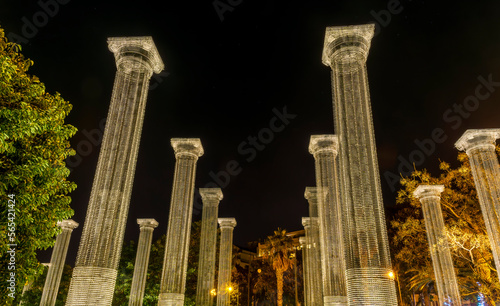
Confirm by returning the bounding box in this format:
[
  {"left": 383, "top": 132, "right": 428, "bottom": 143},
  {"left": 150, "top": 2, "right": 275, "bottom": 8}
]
[
  {"left": 309, "top": 137, "right": 347, "bottom": 305},
  {"left": 40, "top": 220, "right": 78, "bottom": 306},
  {"left": 217, "top": 218, "right": 237, "bottom": 306},
  {"left": 66, "top": 37, "right": 163, "bottom": 306},
  {"left": 304, "top": 188, "right": 324, "bottom": 305},
  {"left": 196, "top": 188, "right": 223, "bottom": 305},
  {"left": 456, "top": 129, "right": 500, "bottom": 281},
  {"left": 129, "top": 219, "right": 158, "bottom": 306},
  {"left": 158, "top": 139, "right": 204, "bottom": 306},
  {"left": 414, "top": 185, "right": 462, "bottom": 306},
  {"left": 322, "top": 25, "right": 397, "bottom": 305},
  {"left": 301, "top": 221, "right": 312, "bottom": 306}
]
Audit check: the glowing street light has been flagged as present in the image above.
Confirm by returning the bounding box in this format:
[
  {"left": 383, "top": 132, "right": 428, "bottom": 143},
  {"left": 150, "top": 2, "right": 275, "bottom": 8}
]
[{"left": 210, "top": 289, "right": 217, "bottom": 296}]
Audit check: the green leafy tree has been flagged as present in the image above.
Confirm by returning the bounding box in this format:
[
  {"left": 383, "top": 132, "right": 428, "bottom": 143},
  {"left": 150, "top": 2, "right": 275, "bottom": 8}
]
[
  {"left": 19, "top": 264, "right": 73, "bottom": 305},
  {"left": 0, "top": 26, "right": 77, "bottom": 304},
  {"left": 391, "top": 149, "right": 500, "bottom": 305}
]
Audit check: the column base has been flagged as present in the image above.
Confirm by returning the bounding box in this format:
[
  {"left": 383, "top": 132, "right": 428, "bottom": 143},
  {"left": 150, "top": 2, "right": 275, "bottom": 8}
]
[
  {"left": 65, "top": 266, "right": 118, "bottom": 306},
  {"left": 346, "top": 267, "right": 398, "bottom": 306},
  {"left": 157, "top": 293, "right": 185, "bottom": 306},
  {"left": 324, "top": 295, "right": 348, "bottom": 305}
]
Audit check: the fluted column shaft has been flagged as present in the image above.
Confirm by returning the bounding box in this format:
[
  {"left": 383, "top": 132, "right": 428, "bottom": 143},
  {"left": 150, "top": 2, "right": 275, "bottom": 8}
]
[
  {"left": 304, "top": 188, "right": 324, "bottom": 305},
  {"left": 217, "top": 218, "right": 237, "bottom": 306},
  {"left": 322, "top": 25, "right": 397, "bottom": 305},
  {"left": 309, "top": 136, "right": 346, "bottom": 305},
  {"left": 66, "top": 37, "right": 164, "bottom": 306},
  {"left": 158, "top": 139, "right": 204, "bottom": 306},
  {"left": 129, "top": 219, "right": 158, "bottom": 306},
  {"left": 456, "top": 129, "right": 500, "bottom": 281},
  {"left": 414, "top": 185, "right": 462, "bottom": 306},
  {"left": 196, "top": 188, "right": 223, "bottom": 305},
  {"left": 40, "top": 220, "right": 79, "bottom": 306}
]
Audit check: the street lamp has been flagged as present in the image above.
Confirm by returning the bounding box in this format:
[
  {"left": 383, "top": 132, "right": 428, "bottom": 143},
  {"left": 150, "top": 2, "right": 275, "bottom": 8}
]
[{"left": 388, "top": 270, "right": 403, "bottom": 305}]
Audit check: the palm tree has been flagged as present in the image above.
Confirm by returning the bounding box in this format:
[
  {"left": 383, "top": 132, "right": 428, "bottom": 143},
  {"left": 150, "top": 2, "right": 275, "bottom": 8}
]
[{"left": 263, "top": 228, "right": 294, "bottom": 306}]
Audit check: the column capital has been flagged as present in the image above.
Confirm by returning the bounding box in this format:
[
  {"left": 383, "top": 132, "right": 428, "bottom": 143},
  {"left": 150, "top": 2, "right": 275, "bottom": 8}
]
[
  {"left": 302, "top": 217, "right": 311, "bottom": 228},
  {"left": 322, "top": 24, "right": 375, "bottom": 67},
  {"left": 455, "top": 129, "right": 500, "bottom": 152},
  {"left": 107, "top": 36, "right": 164, "bottom": 74},
  {"left": 413, "top": 185, "right": 445, "bottom": 200},
  {"left": 299, "top": 236, "right": 306, "bottom": 246},
  {"left": 199, "top": 188, "right": 223, "bottom": 203},
  {"left": 218, "top": 218, "right": 237, "bottom": 229},
  {"left": 57, "top": 219, "right": 79, "bottom": 230},
  {"left": 308, "top": 135, "right": 339, "bottom": 156},
  {"left": 304, "top": 187, "right": 327, "bottom": 201},
  {"left": 171, "top": 138, "right": 204, "bottom": 158},
  {"left": 137, "top": 218, "right": 159, "bottom": 229}
]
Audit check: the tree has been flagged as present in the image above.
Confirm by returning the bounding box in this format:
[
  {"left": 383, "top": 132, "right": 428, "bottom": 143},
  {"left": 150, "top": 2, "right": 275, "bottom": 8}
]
[
  {"left": 262, "top": 228, "right": 294, "bottom": 306},
  {"left": 112, "top": 220, "right": 203, "bottom": 305},
  {"left": 0, "top": 26, "right": 77, "bottom": 304},
  {"left": 18, "top": 264, "right": 73, "bottom": 305},
  {"left": 390, "top": 149, "right": 500, "bottom": 305}
]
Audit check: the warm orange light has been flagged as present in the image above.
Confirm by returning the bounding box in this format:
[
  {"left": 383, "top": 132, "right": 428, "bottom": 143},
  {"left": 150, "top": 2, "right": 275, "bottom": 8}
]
[
  {"left": 388, "top": 271, "right": 395, "bottom": 280},
  {"left": 210, "top": 289, "right": 217, "bottom": 296},
  {"left": 257, "top": 269, "right": 262, "bottom": 273},
  {"left": 227, "top": 286, "right": 233, "bottom": 292}
]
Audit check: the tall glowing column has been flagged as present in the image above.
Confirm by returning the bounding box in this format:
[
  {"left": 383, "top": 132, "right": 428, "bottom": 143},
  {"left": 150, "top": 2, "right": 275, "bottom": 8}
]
[
  {"left": 40, "top": 220, "right": 79, "bottom": 306},
  {"left": 66, "top": 37, "right": 164, "bottom": 306},
  {"left": 196, "top": 188, "right": 223, "bottom": 305},
  {"left": 322, "top": 24, "right": 397, "bottom": 305},
  {"left": 309, "top": 136, "right": 347, "bottom": 305},
  {"left": 217, "top": 218, "right": 237, "bottom": 306},
  {"left": 413, "top": 185, "right": 462, "bottom": 306},
  {"left": 304, "top": 187, "right": 324, "bottom": 305},
  {"left": 158, "top": 138, "right": 204, "bottom": 306},
  {"left": 455, "top": 129, "right": 500, "bottom": 280},
  {"left": 129, "top": 219, "right": 158, "bottom": 306}
]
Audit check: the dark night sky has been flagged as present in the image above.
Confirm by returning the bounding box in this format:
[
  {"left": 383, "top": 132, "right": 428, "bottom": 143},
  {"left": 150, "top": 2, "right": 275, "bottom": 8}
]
[{"left": 2, "top": 1, "right": 500, "bottom": 266}]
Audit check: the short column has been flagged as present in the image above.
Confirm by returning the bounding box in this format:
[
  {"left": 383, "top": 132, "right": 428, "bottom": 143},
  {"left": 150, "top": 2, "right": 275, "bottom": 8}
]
[
  {"left": 301, "top": 220, "right": 312, "bottom": 306},
  {"left": 217, "top": 218, "right": 237, "bottom": 306},
  {"left": 196, "top": 188, "right": 223, "bottom": 305},
  {"left": 129, "top": 219, "right": 158, "bottom": 306},
  {"left": 158, "top": 138, "right": 204, "bottom": 306},
  {"left": 40, "top": 220, "right": 79, "bottom": 306},
  {"left": 304, "top": 188, "right": 324, "bottom": 305},
  {"left": 308, "top": 136, "right": 347, "bottom": 305},
  {"left": 456, "top": 128, "right": 500, "bottom": 281},
  {"left": 414, "top": 185, "right": 462, "bottom": 306}
]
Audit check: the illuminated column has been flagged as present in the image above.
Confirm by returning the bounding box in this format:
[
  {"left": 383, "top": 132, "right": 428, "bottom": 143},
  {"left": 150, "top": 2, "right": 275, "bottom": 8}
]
[
  {"left": 129, "top": 219, "right": 159, "bottom": 306},
  {"left": 455, "top": 129, "right": 500, "bottom": 280},
  {"left": 196, "top": 188, "right": 223, "bottom": 305},
  {"left": 301, "top": 221, "right": 313, "bottom": 306},
  {"left": 308, "top": 136, "right": 347, "bottom": 305},
  {"left": 158, "top": 138, "right": 204, "bottom": 306},
  {"left": 40, "top": 220, "right": 79, "bottom": 306},
  {"left": 66, "top": 37, "right": 164, "bottom": 306},
  {"left": 304, "top": 188, "right": 324, "bottom": 305},
  {"left": 322, "top": 24, "right": 397, "bottom": 305},
  {"left": 217, "top": 218, "right": 237, "bottom": 306},
  {"left": 414, "top": 185, "right": 462, "bottom": 306},
  {"left": 299, "top": 236, "right": 311, "bottom": 306}
]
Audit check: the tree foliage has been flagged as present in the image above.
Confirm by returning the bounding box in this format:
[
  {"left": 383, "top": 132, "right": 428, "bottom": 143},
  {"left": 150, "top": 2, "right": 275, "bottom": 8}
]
[
  {"left": 112, "top": 220, "right": 202, "bottom": 305},
  {"left": 391, "top": 149, "right": 500, "bottom": 305},
  {"left": 261, "top": 228, "right": 295, "bottom": 306},
  {"left": 0, "top": 26, "right": 77, "bottom": 304}
]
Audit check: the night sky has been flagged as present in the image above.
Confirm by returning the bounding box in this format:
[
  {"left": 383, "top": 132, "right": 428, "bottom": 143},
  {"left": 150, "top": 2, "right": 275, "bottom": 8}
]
[{"left": 2, "top": 1, "right": 500, "bottom": 266}]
